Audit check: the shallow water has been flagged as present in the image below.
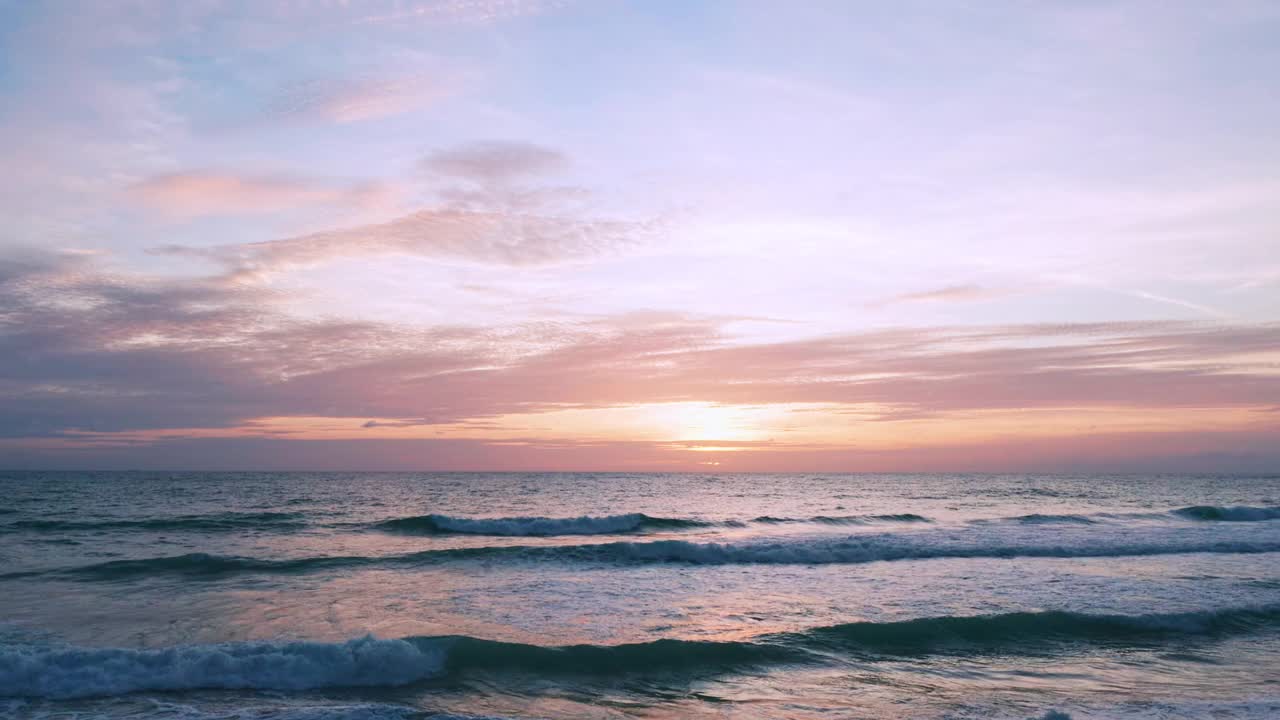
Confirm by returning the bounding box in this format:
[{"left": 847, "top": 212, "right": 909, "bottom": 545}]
[{"left": 1, "top": 471, "right": 1278, "bottom": 719}]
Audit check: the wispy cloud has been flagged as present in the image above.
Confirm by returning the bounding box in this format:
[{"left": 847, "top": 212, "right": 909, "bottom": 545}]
[
  {"left": 423, "top": 141, "right": 569, "bottom": 182},
  {"left": 352, "top": 0, "right": 568, "bottom": 26},
  {"left": 270, "top": 73, "right": 446, "bottom": 124},
  {"left": 869, "top": 284, "right": 1014, "bottom": 308},
  {"left": 165, "top": 208, "right": 652, "bottom": 278},
  {"left": 155, "top": 142, "right": 655, "bottom": 276},
  {"left": 129, "top": 172, "right": 396, "bottom": 217},
  {"left": 1126, "top": 289, "right": 1227, "bottom": 318}
]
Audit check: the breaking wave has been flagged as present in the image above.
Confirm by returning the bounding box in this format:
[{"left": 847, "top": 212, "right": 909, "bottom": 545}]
[
  {"left": 371, "top": 505, "right": 1280, "bottom": 536},
  {"left": 5, "top": 505, "right": 1273, "bottom": 540},
  {"left": 0, "top": 635, "right": 445, "bottom": 699},
  {"left": 3, "top": 605, "right": 1276, "bottom": 699},
  {"left": 976, "top": 506, "right": 1280, "bottom": 525},
  {"left": 1007, "top": 514, "right": 1099, "bottom": 524},
  {"left": 375, "top": 512, "right": 930, "bottom": 535},
  {"left": 752, "top": 513, "right": 930, "bottom": 524},
  {"left": 1173, "top": 505, "right": 1280, "bottom": 522},
  {"left": 798, "top": 604, "right": 1280, "bottom": 653},
  {"left": 116, "top": 705, "right": 505, "bottom": 720},
  {"left": 375, "top": 513, "right": 709, "bottom": 536},
  {"left": 20, "top": 524, "right": 1280, "bottom": 581}
]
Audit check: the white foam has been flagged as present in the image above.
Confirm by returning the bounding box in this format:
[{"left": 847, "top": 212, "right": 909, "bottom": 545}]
[
  {"left": 136, "top": 701, "right": 423, "bottom": 720},
  {"left": 9, "top": 699, "right": 528, "bottom": 720},
  {"left": 588, "top": 525, "right": 1280, "bottom": 565},
  {"left": 426, "top": 513, "right": 654, "bottom": 536},
  {"left": 1015, "top": 699, "right": 1280, "bottom": 720},
  {"left": 0, "top": 636, "right": 445, "bottom": 699}
]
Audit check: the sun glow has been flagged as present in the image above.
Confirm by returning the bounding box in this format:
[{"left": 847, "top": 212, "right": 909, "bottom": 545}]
[
  {"left": 31, "top": 404, "right": 1278, "bottom": 458},
  {"left": 642, "top": 402, "right": 772, "bottom": 442}
]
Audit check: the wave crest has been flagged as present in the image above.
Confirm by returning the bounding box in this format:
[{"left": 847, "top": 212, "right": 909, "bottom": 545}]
[
  {"left": 4, "top": 605, "right": 1276, "bottom": 698},
  {"left": 753, "top": 513, "right": 930, "bottom": 525},
  {"left": 804, "top": 604, "right": 1280, "bottom": 653},
  {"left": 576, "top": 534, "right": 1280, "bottom": 566},
  {"left": 0, "top": 635, "right": 444, "bottom": 699},
  {"left": 1174, "top": 505, "right": 1280, "bottom": 522},
  {"left": 1008, "top": 514, "right": 1098, "bottom": 525},
  {"left": 34, "top": 526, "right": 1280, "bottom": 581},
  {"left": 375, "top": 513, "right": 707, "bottom": 536}
]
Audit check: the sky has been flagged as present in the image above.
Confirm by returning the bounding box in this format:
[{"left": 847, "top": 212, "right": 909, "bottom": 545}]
[{"left": 1, "top": 0, "right": 1278, "bottom": 472}]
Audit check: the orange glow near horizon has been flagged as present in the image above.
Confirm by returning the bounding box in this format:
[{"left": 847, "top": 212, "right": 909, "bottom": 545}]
[{"left": 18, "top": 404, "right": 1275, "bottom": 466}]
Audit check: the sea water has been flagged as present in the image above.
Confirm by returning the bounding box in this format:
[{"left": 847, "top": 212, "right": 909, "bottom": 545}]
[{"left": 1, "top": 471, "right": 1278, "bottom": 719}]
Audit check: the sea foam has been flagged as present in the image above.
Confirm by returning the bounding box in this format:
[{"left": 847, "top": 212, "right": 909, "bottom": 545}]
[
  {"left": 375, "top": 512, "right": 705, "bottom": 536},
  {"left": 3, "top": 605, "right": 1276, "bottom": 699},
  {"left": 27, "top": 522, "right": 1280, "bottom": 581},
  {"left": 0, "top": 636, "right": 444, "bottom": 699}
]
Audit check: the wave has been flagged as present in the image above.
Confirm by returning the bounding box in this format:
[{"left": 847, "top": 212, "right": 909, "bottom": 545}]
[
  {"left": 24, "top": 525, "right": 1280, "bottom": 581},
  {"left": 377, "top": 512, "right": 927, "bottom": 536},
  {"left": 7, "top": 505, "right": 1271, "bottom": 540},
  {"left": 373, "top": 506, "right": 1280, "bottom": 536},
  {"left": 0, "top": 635, "right": 445, "bottom": 699},
  {"left": 1006, "top": 514, "right": 1099, "bottom": 525},
  {"left": 798, "top": 604, "right": 1280, "bottom": 653},
  {"left": 563, "top": 535, "right": 1280, "bottom": 566},
  {"left": 90, "top": 704, "right": 523, "bottom": 720},
  {"left": 4, "top": 605, "right": 1276, "bottom": 699},
  {"left": 47, "top": 551, "right": 392, "bottom": 580},
  {"left": 438, "top": 634, "right": 793, "bottom": 675},
  {"left": 975, "top": 506, "right": 1280, "bottom": 525},
  {"left": 0, "top": 512, "right": 307, "bottom": 534},
  {"left": 126, "top": 704, "right": 488, "bottom": 720},
  {"left": 753, "top": 513, "right": 930, "bottom": 524},
  {"left": 746, "top": 506, "right": 1280, "bottom": 527},
  {"left": 1174, "top": 505, "right": 1280, "bottom": 522},
  {"left": 375, "top": 512, "right": 709, "bottom": 536}
]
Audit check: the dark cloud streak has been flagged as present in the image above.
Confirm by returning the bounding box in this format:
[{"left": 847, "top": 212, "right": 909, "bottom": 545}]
[{"left": 2, "top": 254, "right": 1279, "bottom": 452}]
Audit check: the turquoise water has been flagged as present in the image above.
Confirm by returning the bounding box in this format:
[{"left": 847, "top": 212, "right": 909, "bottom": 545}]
[{"left": 1, "top": 472, "right": 1278, "bottom": 719}]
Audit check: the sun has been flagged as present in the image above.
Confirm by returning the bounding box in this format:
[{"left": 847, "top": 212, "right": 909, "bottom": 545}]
[{"left": 647, "top": 402, "right": 766, "bottom": 443}]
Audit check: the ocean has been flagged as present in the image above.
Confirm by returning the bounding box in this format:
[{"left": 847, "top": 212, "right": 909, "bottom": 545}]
[{"left": 1, "top": 471, "right": 1278, "bottom": 719}]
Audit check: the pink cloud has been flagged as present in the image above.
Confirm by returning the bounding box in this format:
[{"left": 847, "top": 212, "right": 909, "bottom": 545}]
[
  {"left": 129, "top": 172, "right": 395, "bottom": 217},
  {"left": 153, "top": 142, "right": 652, "bottom": 273},
  {"left": 271, "top": 73, "right": 445, "bottom": 124},
  {"left": 231, "top": 208, "right": 649, "bottom": 271},
  {"left": 422, "top": 141, "right": 569, "bottom": 182},
  {"left": 869, "top": 284, "right": 1015, "bottom": 308}
]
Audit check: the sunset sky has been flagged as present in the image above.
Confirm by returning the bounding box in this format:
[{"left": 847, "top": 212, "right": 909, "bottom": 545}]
[{"left": 2, "top": 0, "right": 1278, "bottom": 471}]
